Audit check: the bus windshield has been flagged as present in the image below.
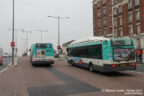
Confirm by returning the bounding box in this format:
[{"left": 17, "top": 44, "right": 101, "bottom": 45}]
[{"left": 111, "top": 38, "right": 132, "bottom": 46}]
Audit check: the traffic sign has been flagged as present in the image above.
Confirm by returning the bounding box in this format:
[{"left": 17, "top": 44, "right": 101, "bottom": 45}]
[
  {"left": 57, "top": 45, "right": 61, "bottom": 50},
  {"left": 11, "top": 42, "right": 15, "bottom": 47},
  {"left": 136, "top": 49, "right": 143, "bottom": 54}
]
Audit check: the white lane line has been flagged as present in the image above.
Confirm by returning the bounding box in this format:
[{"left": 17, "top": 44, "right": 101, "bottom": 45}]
[{"left": 0, "top": 67, "right": 8, "bottom": 74}]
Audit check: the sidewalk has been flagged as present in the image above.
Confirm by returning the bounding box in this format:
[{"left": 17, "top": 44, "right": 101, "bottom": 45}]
[{"left": 136, "top": 63, "right": 144, "bottom": 73}]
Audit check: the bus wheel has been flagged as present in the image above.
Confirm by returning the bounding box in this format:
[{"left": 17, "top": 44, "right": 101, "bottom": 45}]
[
  {"left": 32, "top": 63, "right": 35, "bottom": 66},
  {"left": 89, "top": 64, "right": 94, "bottom": 72}
]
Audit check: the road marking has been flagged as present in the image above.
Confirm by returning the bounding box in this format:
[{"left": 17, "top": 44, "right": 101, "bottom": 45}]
[{"left": 0, "top": 67, "right": 8, "bottom": 74}]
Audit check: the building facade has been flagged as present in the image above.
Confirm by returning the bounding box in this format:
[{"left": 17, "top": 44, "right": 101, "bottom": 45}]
[{"left": 93, "top": 0, "right": 144, "bottom": 49}]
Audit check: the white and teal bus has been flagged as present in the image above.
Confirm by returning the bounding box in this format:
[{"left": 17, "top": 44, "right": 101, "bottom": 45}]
[
  {"left": 66, "top": 37, "right": 136, "bottom": 72},
  {"left": 30, "top": 43, "right": 54, "bottom": 66}
]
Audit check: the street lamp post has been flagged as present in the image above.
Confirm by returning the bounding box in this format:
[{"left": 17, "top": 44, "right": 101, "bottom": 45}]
[
  {"left": 47, "top": 16, "right": 69, "bottom": 48},
  {"left": 21, "top": 38, "right": 27, "bottom": 55},
  {"left": 12, "top": 0, "right": 15, "bottom": 65},
  {"left": 23, "top": 30, "right": 32, "bottom": 55},
  {"left": 35, "top": 30, "right": 48, "bottom": 42}
]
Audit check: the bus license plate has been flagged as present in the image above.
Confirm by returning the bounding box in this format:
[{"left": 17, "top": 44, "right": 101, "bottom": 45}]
[{"left": 120, "top": 64, "right": 126, "bottom": 67}]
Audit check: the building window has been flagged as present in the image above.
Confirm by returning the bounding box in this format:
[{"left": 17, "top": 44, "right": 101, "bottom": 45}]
[
  {"left": 98, "top": 19, "right": 101, "bottom": 29},
  {"left": 128, "top": 0, "right": 132, "bottom": 10},
  {"left": 98, "top": 9, "right": 100, "bottom": 18},
  {"left": 119, "top": 16, "right": 122, "bottom": 26},
  {"left": 109, "top": 5, "right": 112, "bottom": 12},
  {"left": 135, "top": 0, "right": 140, "bottom": 7},
  {"left": 98, "top": 30, "right": 101, "bottom": 36},
  {"left": 118, "top": 5, "right": 122, "bottom": 14},
  {"left": 113, "top": 0, "right": 118, "bottom": 5},
  {"left": 97, "top": 1, "right": 101, "bottom": 8},
  {"left": 114, "top": 29, "right": 117, "bottom": 37},
  {"left": 103, "top": 0, "right": 106, "bottom": 5},
  {"left": 103, "top": 7, "right": 106, "bottom": 16},
  {"left": 104, "top": 29, "right": 107, "bottom": 36},
  {"left": 120, "top": 29, "right": 123, "bottom": 37},
  {"left": 136, "top": 24, "right": 141, "bottom": 35},
  {"left": 129, "top": 26, "right": 133, "bottom": 37},
  {"left": 128, "top": 12, "right": 133, "bottom": 23},
  {"left": 110, "top": 16, "right": 112, "bottom": 24},
  {"left": 109, "top": 27, "right": 112, "bottom": 34},
  {"left": 136, "top": 10, "right": 140, "bottom": 21},
  {"left": 103, "top": 17, "right": 106, "bottom": 27},
  {"left": 114, "top": 18, "right": 117, "bottom": 27},
  {"left": 113, "top": 8, "right": 117, "bottom": 16}
]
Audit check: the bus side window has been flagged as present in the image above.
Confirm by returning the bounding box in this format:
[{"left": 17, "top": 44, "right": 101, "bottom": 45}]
[{"left": 88, "top": 45, "right": 102, "bottom": 59}]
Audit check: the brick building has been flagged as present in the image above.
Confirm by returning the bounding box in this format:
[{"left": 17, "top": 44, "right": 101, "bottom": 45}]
[{"left": 93, "top": 0, "right": 144, "bottom": 49}]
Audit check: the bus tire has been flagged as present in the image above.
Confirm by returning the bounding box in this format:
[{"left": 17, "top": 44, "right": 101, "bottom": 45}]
[
  {"left": 89, "top": 64, "right": 94, "bottom": 72},
  {"left": 32, "top": 63, "right": 35, "bottom": 66},
  {"left": 49, "top": 64, "right": 52, "bottom": 67}
]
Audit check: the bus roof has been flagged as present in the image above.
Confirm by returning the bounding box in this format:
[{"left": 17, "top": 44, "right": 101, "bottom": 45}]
[{"left": 71, "top": 37, "right": 110, "bottom": 46}]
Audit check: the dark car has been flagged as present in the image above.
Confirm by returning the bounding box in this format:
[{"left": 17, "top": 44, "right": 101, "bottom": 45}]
[{"left": 54, "top": 54, "right": 59, "bottom": 58}]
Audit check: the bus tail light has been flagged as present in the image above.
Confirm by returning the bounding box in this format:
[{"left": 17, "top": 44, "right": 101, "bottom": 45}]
[
  {"left": 131, "top": 62, "right": 136, "bottom": 66},
  {"left": 112, "top": 64, "right": 117, "bottom": 67}
]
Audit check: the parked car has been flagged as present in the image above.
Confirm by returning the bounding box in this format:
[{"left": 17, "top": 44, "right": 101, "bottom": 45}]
[
  {"left": 54, "top": 53, "right": 59, "bottom": 58},
  {"left": 0, "top": 56, "right": 3, "bottom": 65}
]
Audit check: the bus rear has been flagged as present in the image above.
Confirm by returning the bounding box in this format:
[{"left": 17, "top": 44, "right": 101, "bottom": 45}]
[
  {"left": 103, "top": 38, "right": 136, "bottom": 72},
  {"left": 30, "top": 43, "right": 54, "bottom": 65}
]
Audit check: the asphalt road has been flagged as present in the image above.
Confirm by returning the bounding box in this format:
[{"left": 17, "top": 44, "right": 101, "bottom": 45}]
[
  {"left": 0, "top": 56, "right": 144, "bottom": 96},
  {"left": 0, "top": 57, "right": 11, "bottom": 72}
]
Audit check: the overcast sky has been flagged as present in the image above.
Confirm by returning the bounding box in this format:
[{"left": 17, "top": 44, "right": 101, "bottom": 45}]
[{"left": 0, "top": 0, "right": 93, "bottom": 55}]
